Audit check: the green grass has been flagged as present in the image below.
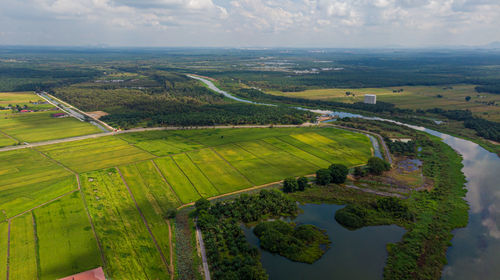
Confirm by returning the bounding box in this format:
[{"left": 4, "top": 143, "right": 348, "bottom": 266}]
[
  {"left": 119, "top": 131, "right": 204, "bottom": 156},
  {"left": 0, "top": 149, "right": 76, "bottom": 219},
  {"left": 9, "top": 213, "right": 38, "bottom": 280},
  {"left": 262, "top": 137, "right": 331, "bottom": 168},
  {"left": 34, "top": 192, "right": 102, "bottom": 280},
  {"left": 153, "top": 157, "right": 201, "bottom": 204},
  {"left": 0, "top": 222, "right": 7, "bottom": 279},
  {"left": 120, "top": 162, "right": 178, "bottom": 270},
  {"left": 80, "top": 169, "right": 169, "bottom": 279},
  {"left": 172, "top": 153, "right": 220, "bottom": 197},
  {"left": 0, "top": 110, "right": 102, "bottom": 143},
  {"left": 38, "top": 136, "right": 155, "bottom": 173},
  {"left": 0, "top": 133, "right": 17, "bottom": 147},
  {"left": 0, "top": 91, "right": 53, "bottom": 110},
  {"left": 187, "top": 148, "right": 252, "bottom": 193}
]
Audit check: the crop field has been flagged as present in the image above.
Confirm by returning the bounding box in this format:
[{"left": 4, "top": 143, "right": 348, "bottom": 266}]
[
  {"left": 81, "top": 169, "right": 169, "bottom": 279},
  {"left": 0, "top": 110, "right": 102, "bottom": 143},
  {"left": 9, "top": 213, "right": 38, "bottom": 280},
  {"left": 0, "top": 132, "right": 17, "bottom": 147},
  {"left": 38, "top": 136, "right": 155, "bottom": 173},
  {"left": 33, "top": 192, "right": 102, "bottom": 280},
  {"left": 154, "top": 157, "right": 202, "bottom": 204},
  {"left": 268, "top": 85, "right": 500, "bottom": 122},
  {"left": 0, "top": 148, "right": 76, "bottom": 219},
  {"left": 120, "top": 131, "right": 204, "bottom": 156},
  {"left": 0, "top": 222, "right": 7, "bottom": 279},
  {"left": 171, "top": 153, "right": 220, "bottom": 197},
  {"left": 119, "top": 162, "right": 177, "bottom": 265},
  {"left": 0, "top": 91, "right": 53, "bottom": 110}
]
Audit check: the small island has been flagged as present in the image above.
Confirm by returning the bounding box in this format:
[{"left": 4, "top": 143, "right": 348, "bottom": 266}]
[{"left": 253, "top": 220, "right": 331, "bottom": 264}]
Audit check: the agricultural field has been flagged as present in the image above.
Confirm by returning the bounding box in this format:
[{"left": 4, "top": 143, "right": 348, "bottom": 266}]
[
  {"left": 0, "top": 91, "right": 53, "bottom": 110},
  {"left": 0, "top": 222, "right": 7, "bottom": 279},
  {"left": 37, "top": 136, "right": 155, "bottom": 173},
  {"left": 0, "top": 110, "right": 102, "bottom": 143},
  {"left": 8, "top": 213, "right": 38, "bottom": 280},
  {"left": 154, "top": 157, "right": 202, "bottom": 204},
  {"left": 33, "top": 192, "right": 102, "bottom": 280},
  {"left": 0, "top": 132, "right": 17, "bottom": 147},
  {"left": 81, "top": 169, "right": 170, "bottom": 279},
  {"left": 0, "top": 148, "right": 76, "bottom": 219},
  {"left": 268, "top": 85, "right": 500, "bottom": 122},
  {"left": 119, "top": 131, "right": 204, "bottom": 156}
]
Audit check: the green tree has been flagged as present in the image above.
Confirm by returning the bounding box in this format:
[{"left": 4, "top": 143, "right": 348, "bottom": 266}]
[
  {"left": 195, "top": 198, "right": 210, "bottom": 213},
  {"left": 297, "top": 177, "right": 309, "bottom": 191},
  {"left": 283, "top": 177, "right": 299, "bottom": 193},
  {"left": 316, "top": 169, "right": 331, "bottom": 185},
  {"left": 465, "top": 96, "right": 471, "bottom": 102},
  {"left": 328, "top": 164, "right": 348, "bottom": 184},
  {"left": 367, "top": 157, "right": 391, "bottom": 175}
]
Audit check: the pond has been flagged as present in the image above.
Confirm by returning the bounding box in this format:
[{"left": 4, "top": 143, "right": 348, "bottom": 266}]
[{"left": 243, "top": 204, "right": 406, "bottom": 280}]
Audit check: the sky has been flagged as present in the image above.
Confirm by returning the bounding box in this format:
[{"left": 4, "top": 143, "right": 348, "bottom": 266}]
[{"left": 0, "top": 0, "right": 499, "bottom": 48}]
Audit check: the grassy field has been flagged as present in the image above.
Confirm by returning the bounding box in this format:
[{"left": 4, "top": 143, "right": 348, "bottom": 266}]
[
  {"left": 154, "top": 157, "right": 202, "bottom": 204},
  {"left": 9, "top": 213, "right": 38, "bottom": 280},
  {"left": 0, "top": 91, "right": 53, "bottom": 110},
  {"left": 38, "top": 136, "right": 155, "bottom": 173},
  {"left": 0, "top": 110, "right": 102, "bottom": 143},
  {"left": 0, "top": 148, "right": 76, "bottom": 219},
  {"left": 268, "top": 85, "right": 500, "bottom": 122},
  {"left": 172, "top": 153, "right": 220, "bottom": 197},
  {"left": 120, "top": 131, "right": 204, "bottom": 156},
  {"left": 0, "top": 222, "right": 7, "bottom": 279},
  {"left": 81, "top": 169, "right": 169, "bottom": 279},
  {"left": 34, "top": 192, "right": 102, "bottom": 280},
  {"left": 0, "top": 132, "right": 17, "bottom": 147}
]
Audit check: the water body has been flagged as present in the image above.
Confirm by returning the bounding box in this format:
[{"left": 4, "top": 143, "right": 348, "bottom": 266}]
[
  {"left": 243, "top": 204, "right": 406, "bottom": 280},
  {"left": 190, "top": 75, "right": 500, "bottom": 279}
]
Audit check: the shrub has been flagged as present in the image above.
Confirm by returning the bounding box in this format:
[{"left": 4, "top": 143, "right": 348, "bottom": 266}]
[
  {"left": 316, "top": 169, "right": 332, "bottom": 185},
  {"left": 283, "top": 177, "right": 299, "bottom": 193},
  {"left": 328, "top": 164, "right": 349, "bottom": 184},
  {"left": 297, "top": 177, "right": 309, "bottom": 191},
  {"left": 367, "top": 157, "right": 391, "bottom": 175}
]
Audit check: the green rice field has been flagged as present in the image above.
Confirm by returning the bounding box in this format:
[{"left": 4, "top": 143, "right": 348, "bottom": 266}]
[
  {"left": 9, "top": 213, "right": 38, "bottom": 280},
  {"left": 0, "top": 222, "right": 7, "bottom": 279}
]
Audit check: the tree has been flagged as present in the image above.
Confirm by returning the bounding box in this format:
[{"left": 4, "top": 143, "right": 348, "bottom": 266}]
[
  {"left": 297, "top": 177, "right": 309, "bottom": 191},
  {"left": 354, "top": 166, "right": 366, "bottom": 177},
  {"left": 165, "top": 208, "right": 177, "bottom": 219},
  {"left": 328, "top": 164, "right": 348, "bottom": 184},
  {"left": 195, "top": 198, "right": 210, "bottom": 213},
  {"left": 465, "top": 96, "right": 471, "bottom": 102},
  {"left": 316, "top": 169, "right": 332, "bottom": 185},
  {"left": 367, "top": 157, "right": 391, "bottom": 175},
  {"left": 283, "top": 177, "right": 299, "bottom": 193}
]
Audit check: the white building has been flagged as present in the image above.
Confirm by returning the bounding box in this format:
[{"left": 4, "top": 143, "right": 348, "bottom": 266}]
[{"left": 364, "top": 94, "right": 377, "bottom": 104}]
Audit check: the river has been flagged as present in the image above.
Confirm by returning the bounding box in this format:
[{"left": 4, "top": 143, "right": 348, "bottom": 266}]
[{"left": 189, "top": 75, "right": 500, "bottom": 279}]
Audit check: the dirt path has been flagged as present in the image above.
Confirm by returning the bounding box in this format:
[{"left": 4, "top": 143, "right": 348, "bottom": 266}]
[
  {"left": 116, "top": 167, "right": 171, "bottom": 276},
  {"left": 195, "top": 221, "right": 211, "bottom": 280},
  {"left": 166, "top": 220, "right": 174, "bottom": 280}
]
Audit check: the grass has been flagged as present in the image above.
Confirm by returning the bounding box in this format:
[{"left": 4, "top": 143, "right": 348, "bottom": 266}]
[
  {"left": 0, "top": 91, "right": 53, "bottom": 110},
  {"left": 0, "top": 221, "right": 7, "bottom": 279},
  {"left": 9, "top": 213, "right": 38, "bottom": 280},
  {"left": 119, "top": 131, "right": 204, "bottom": 156},
  {"left": 0, "top": 133, "right": 17, "bottom": 147},
  {"left": 0, "top": 149, "right": 76, "bottom": 219},
  {"left": 33, "top": 192, "right": 102, "bottom": 280},
  {"left": 154, "top": 157, "right": 201, "bottom": 204},
  {"left": 120, "top": 162, "right": 178, "bottom": 270},
  {"left": 0, "top": 110, "right": 102, "bottom": 143},
  {"left": 268, "top": 85, "right": 500, "bottom": 122},
  {"left": 38, "top": 136, "right": 155, "bottom": 173},
  {"left": 80, "top": 169, "right": 169, "bottom": 279},
  {"left": 172, "top": 153, "right": 220, "bottom": 197}
]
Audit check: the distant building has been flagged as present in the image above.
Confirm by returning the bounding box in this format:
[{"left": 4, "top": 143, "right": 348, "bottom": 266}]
[
  {"left": 364, "top": 94, "right": 376, "bottom": 104},
  {"left": 51, "top": 113, "right": 67, "bottom": 118}
]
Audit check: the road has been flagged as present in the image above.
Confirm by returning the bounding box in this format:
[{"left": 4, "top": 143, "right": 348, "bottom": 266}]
[{"left": 196, "top": 221, "right": 211, "bottom": 280}]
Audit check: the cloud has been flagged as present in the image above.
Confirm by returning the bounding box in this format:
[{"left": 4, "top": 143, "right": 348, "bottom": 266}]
[{"left": 0, "top": 0, "right": 499, "bottom": 46}]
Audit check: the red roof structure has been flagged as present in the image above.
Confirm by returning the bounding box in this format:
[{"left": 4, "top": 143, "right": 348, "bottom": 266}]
[{"left": 58, "top": 267, "right": 106, "bottom": 280}]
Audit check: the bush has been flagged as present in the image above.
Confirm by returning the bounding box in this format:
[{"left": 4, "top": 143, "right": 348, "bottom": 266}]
[
  {"left": 316, "top": 169, "right": 332, "bottom": 185},
  {"left": 297, "top": 177, "right": 309, "bottom": 191},
  {"left": 283, "top": 177, "right": 299, "bottom": 193},
  {"left": 335, "top": 209, "right": 365, "bottom": 230},
  {"left": 328, "top": 164, "right": 348, "bottom": 184},
  {"left": 165, "top": 208, "right": 177, "bottom": 219},
  {"left": 195, "top": 198, "right": 210, "bottom": 213},
  {"left": 367, "top": 157, "right": 391, "bottom": 175}
]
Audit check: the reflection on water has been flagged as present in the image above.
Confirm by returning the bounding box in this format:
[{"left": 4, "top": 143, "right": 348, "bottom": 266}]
[{"left": 243, "top": 204, "right": 405, "bottom": 280}]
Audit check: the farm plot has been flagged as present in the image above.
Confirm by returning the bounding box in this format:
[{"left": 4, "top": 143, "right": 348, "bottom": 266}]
[
  {"left": 34, "top": 192, "right": 102, "bottom": 280},
  {"left": 0, "top": 148, "right": 76, "bottom": 219},
  {"left": 172, "top": 153, "right": 220, "bottom": 197},
  {"left": 0, "top": 91, "right": 53, "bottom": 110},
  {"left": 153, "top": 157, "right": 201, "bottom": 204},
  {"left": 262, "top": 137, "right": 331, "bottom": 168},
  {"left": 8, "top": 213, "right": 38, "bottom": 280},
  {"left": 0, "top": 132, "right": 17, "bottom": 147},
  {"left": 38, "top": 136, "right": 155, "bottom": 173},
  {"left": 187, "top": 148, "right": 252, "bottom": 193},
  {"left": 0, "top": 110, "right": 102, "bottom": 143},
  {"left": 0, "top": 222, "right": 7, "bottom": 279},
  {"left": 120, "top": 161, "right": 179, "bottom": 265},
  {"left": 81, "top": 169, "right": 169, "bottom": 279},
  {"left": 119, "top": 131, "right": 204, "bottom": 156}
]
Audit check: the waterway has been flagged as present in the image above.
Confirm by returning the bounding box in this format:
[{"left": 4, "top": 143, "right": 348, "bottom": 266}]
[{"left": 190, "top": 75, "right": 500, "bottom": 279}]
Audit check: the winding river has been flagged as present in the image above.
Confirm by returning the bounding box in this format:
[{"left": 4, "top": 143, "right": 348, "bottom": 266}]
[{"left": 190, "top": 75, "right": 500, "bottom": 279}]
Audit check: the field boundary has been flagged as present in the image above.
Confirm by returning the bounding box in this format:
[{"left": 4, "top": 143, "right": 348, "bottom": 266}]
[
  {"left": 184, "top": 152, "right": 221, "bottom": 194},
  {"left": 167, "top": 220, "right": 174, "bottom": 280},
  {"left": 7, "top": 190, "right": 78, "bottom": 221},
  {"left": 116, "top": 167, "right": 171, "bottom": 276},
  {"left": 6, "top": 220, "right": 10, "bottom": 280},
  {"left": 151, "top": 160, "right": 182, "bottom": 205},
  {"left": 0, "top": 130, "right": 19, "bottom": 143},
  {"left": 171, "top": 157, "right": 203, "bottom": 198},
  {"left": 31, "top": 212, "right": 40, "bottom": 279},
  {"left": 209, "top": 147, "right": 254, "bottom": 185}
]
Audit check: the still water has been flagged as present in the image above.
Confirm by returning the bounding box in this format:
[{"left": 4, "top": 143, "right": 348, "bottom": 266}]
[
  {"left": 243, "top": 204, "right": 405, "bottom": 280},
  {"left": 191, "top": 75, "right": 500, "bottom": 279}
]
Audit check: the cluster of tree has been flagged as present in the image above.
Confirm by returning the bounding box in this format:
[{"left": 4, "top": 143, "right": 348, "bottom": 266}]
[
  {"left": 386, "top": 140, "right": 416, "bottom": 156},
  {"left": 475, "top": 84, "right": 500, "bottom": 94},
  {"left": 427, "top": 108, "right": 500, "bottom": 141},
  {"left": 253, "top": 220, "right": 330, "bottom": 264},
  {"left": 367, "top": 157, "right": 391, "bottom": 175},
  {"left": 195, "top": 190, "right": 299, "bottom": 280},
  {"left": 282, "top": 177, "right": 309, "bottom": 193},
  {"left": 315, "top": 164, "right": 349, "bottom": 185}
]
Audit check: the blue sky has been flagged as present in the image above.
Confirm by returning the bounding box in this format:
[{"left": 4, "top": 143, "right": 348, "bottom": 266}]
[{"left": 1, "top": 0, "right": 499, "bottom": 47}]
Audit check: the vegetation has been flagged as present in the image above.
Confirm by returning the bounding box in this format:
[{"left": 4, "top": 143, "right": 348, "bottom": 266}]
[
  {"left": 253, "top": 220, "right": 330, "bottom": 263},
  {"left": 386, "top": 140, "right": 416, "bottom": 156},
  {"left": 367, "top": 157, "right": 391, "bottom": 175},
  {"left": 9, "top": 213, "right": 38, "bottom": 279}
]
